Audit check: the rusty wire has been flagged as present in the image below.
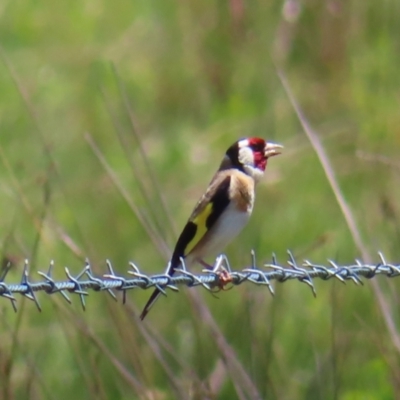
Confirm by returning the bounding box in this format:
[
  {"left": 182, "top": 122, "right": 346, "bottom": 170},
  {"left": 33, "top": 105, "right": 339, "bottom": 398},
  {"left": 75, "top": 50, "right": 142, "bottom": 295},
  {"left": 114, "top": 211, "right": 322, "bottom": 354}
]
[{"left": 0, "top": 251, "right": 399, "bottom": 312}]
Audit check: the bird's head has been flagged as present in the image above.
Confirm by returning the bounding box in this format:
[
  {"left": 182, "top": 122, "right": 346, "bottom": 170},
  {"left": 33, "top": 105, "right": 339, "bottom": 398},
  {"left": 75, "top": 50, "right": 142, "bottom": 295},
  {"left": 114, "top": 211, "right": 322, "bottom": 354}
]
[{"left": 223, "top": 137, "right": 283, "bottom": 182}]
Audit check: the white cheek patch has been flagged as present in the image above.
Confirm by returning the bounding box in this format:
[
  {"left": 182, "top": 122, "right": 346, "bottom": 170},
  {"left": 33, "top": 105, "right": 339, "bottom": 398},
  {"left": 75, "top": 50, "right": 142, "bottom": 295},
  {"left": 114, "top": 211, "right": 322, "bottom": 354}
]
[
  {"left": 238, "top": 146, "right": 254, "bottom": 167},
  {"left": 238, "top": 139, "right": 249, "bottom": 149}
]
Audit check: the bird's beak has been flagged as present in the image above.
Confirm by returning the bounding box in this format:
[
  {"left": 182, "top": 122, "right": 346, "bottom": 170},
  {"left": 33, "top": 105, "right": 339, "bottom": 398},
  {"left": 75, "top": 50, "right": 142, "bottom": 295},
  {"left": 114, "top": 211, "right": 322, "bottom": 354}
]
[{"left": 264, "top": 142, "right": 283, "bottom": 158}]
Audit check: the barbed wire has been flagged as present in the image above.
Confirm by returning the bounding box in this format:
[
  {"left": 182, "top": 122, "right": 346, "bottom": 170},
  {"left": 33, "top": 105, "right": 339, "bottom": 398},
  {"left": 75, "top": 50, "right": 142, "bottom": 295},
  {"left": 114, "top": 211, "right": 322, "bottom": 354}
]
[{"left": 0, "top": 251, "right": 399, "bottom": 312}]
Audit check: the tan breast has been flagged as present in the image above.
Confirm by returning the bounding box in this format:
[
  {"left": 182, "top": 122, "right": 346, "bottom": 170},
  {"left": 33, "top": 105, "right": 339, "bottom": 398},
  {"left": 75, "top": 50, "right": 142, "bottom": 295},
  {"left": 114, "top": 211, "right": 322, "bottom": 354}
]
[{"left": 229, "top": 170, "right": 255, "bottom": 213}]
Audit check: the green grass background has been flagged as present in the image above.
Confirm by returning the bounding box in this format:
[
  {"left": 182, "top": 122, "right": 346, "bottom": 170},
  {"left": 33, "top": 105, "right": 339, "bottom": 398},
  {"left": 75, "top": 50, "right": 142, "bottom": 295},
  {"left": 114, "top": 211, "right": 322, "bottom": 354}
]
[{"left": 1, "top": 1, "right": 400, "bottom": 399}]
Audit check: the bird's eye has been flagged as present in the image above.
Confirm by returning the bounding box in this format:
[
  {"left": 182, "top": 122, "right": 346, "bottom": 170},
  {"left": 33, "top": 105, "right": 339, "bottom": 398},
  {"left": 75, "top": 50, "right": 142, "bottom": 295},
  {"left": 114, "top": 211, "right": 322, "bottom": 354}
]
[
  {"left": 250, "top": 143, "right": 264, "bottom": 153},
  {"left": 248, "top": 138, "right": 265, "bottom": 152}
]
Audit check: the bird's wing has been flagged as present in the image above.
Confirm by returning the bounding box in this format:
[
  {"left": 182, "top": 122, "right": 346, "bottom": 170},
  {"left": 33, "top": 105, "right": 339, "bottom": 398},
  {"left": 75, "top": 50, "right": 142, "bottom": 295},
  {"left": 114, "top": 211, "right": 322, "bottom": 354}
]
[
  {"left": 139, "top": 173, "right": 231, "bottom": 321},
  {"left": 170, "top": 173, "right": 232, "bottom": 267}
]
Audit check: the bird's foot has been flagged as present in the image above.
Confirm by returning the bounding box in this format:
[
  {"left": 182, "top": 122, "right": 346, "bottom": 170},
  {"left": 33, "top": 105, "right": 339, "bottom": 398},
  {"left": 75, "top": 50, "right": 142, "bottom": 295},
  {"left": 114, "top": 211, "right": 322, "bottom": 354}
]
[
  {"left": 215, "top": 268, "right": 233, "bottom": 291},
  {"left": 212, "top": 260, "right": 233, "bottom": 291},
  {"left": 199, "top": 256, "right": 233, "bottom": 291}
]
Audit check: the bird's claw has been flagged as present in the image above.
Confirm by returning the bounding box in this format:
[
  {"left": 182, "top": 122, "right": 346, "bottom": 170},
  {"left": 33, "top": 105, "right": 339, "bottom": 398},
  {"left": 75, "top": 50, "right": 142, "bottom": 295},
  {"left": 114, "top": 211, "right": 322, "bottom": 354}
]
[{"left": 215, "top": 268, "right": 233, "bottom": 291}]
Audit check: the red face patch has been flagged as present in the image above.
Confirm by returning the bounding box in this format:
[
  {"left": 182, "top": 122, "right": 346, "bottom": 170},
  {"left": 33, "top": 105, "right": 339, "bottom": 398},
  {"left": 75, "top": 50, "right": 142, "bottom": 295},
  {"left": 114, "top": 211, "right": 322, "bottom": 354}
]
[
  {"left": 253, "top": 151, "right": 267, "bottom": 171},
  {"left": 248, "top": 137, "right": 267, "bottom": 171}
]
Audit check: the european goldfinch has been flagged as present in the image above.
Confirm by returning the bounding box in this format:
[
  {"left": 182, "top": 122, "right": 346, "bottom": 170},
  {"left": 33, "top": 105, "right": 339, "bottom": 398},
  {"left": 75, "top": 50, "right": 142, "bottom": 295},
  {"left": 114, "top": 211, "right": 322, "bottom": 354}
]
[{"left": 140, "top": 137, "right": 283, "bottom": 320}]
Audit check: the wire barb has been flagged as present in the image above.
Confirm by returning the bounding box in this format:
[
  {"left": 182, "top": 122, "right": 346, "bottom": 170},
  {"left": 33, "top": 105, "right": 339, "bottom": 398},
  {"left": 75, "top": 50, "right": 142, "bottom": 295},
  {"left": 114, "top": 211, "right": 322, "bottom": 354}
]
[{"left": 0, "top": 251, "right": 399, "bottom": 311}]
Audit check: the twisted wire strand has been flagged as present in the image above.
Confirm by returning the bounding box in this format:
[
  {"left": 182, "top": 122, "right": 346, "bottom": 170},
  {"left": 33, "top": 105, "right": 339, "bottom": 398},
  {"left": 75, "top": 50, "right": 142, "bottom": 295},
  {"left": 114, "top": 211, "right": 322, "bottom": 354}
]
[{"left": 0, "top": 251, "right": 398, "bottom": 312}]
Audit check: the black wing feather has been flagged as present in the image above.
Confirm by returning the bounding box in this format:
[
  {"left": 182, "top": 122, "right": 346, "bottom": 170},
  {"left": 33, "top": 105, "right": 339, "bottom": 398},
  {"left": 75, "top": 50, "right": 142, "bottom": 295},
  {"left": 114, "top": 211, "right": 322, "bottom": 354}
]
[
  {"left": 170, "top": 174, "right": 231, "bottom": 268},
  {"left": 205, "top": 176, "right": 231, "bottom": 229},
  {"left": 140, "top": 174, "right": 232, "bottom": 320}
]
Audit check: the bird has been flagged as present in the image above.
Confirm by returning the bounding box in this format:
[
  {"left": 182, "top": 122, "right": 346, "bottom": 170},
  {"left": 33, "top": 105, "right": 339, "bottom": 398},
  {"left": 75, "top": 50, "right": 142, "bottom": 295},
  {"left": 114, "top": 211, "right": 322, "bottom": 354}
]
[{"left": 139, "top": 137, "right": 283, "bottom": 320}]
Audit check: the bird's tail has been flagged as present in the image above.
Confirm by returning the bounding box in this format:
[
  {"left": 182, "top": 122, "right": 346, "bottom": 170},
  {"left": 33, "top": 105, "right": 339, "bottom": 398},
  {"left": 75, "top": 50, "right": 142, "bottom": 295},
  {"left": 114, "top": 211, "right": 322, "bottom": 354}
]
[
  {"left": 139, "top": 255, "right": 181, "bottom": 321},
  {"left": 139, "top": 287, "right": 162, "bottom": 320}
]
